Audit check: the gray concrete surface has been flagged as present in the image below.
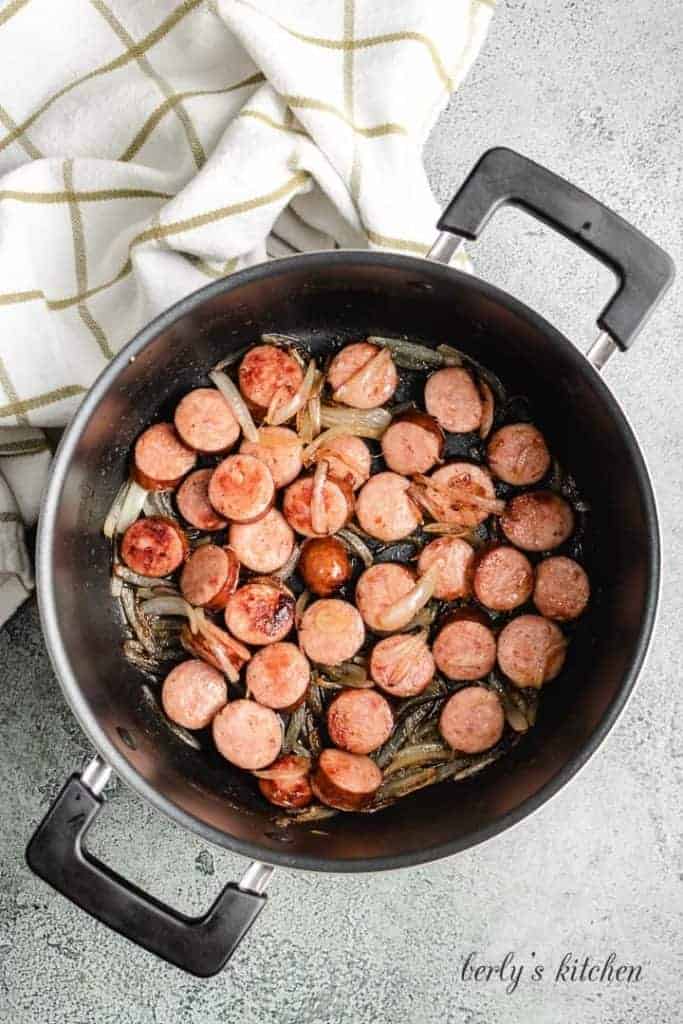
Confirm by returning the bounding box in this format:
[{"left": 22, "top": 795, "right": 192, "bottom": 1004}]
[{"left": 1, "top": 1, "right": 682, "bottom": 1021}]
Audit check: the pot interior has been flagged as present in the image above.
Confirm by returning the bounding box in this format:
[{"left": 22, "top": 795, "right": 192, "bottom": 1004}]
[{"left": 40, "top": 254, "right": 658, "bottom": 869}]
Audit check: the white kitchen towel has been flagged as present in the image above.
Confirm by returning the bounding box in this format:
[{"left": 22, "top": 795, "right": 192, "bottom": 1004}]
[{"left": 0, "top": 0, "right": 493, "bottom": 625}]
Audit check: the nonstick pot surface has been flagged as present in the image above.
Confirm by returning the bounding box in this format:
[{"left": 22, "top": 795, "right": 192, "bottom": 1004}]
[{"left": 38, "top": 252, "right": 659, "bottom": 870}]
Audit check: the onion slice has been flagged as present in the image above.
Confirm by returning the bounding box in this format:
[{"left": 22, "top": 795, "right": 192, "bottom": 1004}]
[
  {"left": 140, "top": 595, "right": 201, "bottom": 634},
  {"left": 336, "top": 527, "right": 373, "bottom": 568},
  {"left": 209, "top": 369, "right": 258, "bottom": 442},
  {"left": 320, "top": 404, "right": 391, "bottom": 439},
  {"left": 266, "top": 358, "right": 317, "bottom": 426},
  {"left": 310, "top": 459, "right": 329, "bottom": 535},
  {"left": 376, "top": 564, "right": 439, "bottom": 632},
  {"left": 367, "top": 336, "right": 445, "bottom": 370},
  {"left": 212, "top": 344, "right": 250, "bottom": 373},
  {"left": 104, "top": 479, "right": 148, "bottom": 538}
]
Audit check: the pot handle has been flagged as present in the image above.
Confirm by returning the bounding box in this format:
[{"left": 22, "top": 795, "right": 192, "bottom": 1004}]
[
  {"left": 26, "top": 759, "right": 272, "bottom": 977},
  {"left": 433, "top": 147, "right": 674, "bottom": 353}
]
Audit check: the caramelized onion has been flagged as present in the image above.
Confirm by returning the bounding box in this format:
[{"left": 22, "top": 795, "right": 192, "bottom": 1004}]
[
  {"left": 209, "top": 369, "right": 258, "bottom": 442},
  {"left": 320, "top": 404, "right": 391, "bottom": 439},
  {"left": 376, "top": 564, "right": 439, "bottom": 631},
  {"left": 266, "top": 358, "right": 317, "bottom": 426},
  {"left": 310, "top": 459, "right": 329, "bottom": 535},
  {"left": 331, "top": 347, "right": 394, "bottom": 404}
]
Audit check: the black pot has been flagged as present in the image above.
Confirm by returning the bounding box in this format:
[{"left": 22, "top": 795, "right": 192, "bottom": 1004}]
[{"left": 26, "top": 150, "right": 673, "bottom": 975}]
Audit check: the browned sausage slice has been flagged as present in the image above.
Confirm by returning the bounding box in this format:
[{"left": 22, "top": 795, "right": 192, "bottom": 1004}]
[
  {"left": 179, "top": 544, "right": 240, "bottom": 609},
  {"left": 327, "top": 689, "right": 393, "bottom": 754},
  {"left": 282, "top": 474, "right": 353, "bottom": 537},
  {"left": 174, "top": 387, "right": 240, "bottom": 454},
  {"left": 311, "top": 748, "right": 382, "bottom": 810},
  {"left": 229, "top": 508, "right": 294, "bottom": 574},
  {"left": 417, "top": 536, "right": 475, "bottom": 601},
  {"left": 208, "top": 453, "right": 275, "bottom": 523},
  {"left": 212, "top": 699, "right": 282, "bottom": 769},
  {"left": 424, "top": 367, "right": 482, "bottom": 433},
  {"left": 238, "top": 344, "right": 304, "bottom": 416},
  {"left": 411, "top": 462, "right": 500, "bottom": 528},
  {"left": 132, "top": 423, "right": 196, "bottom": 490},
  {"left": 161, "top": 659, "right": 227, "bottom": 730},
  {"left": 224, "top": 579, "right": 295, "bottom": 646},
  {"left": 501, "top": 491, "right": 574, "bottom": 551},
  {"left": 380, "top": 410, "right": 444, "bottom": 476},
  {"left": 327, "top": 342, "right": 398, "bottom": 409},
  {"left": 355, "top": 563, "right": 416, "bottom": 632},
  {"left": 257, "top": 755, "right": 313, "bottom": 809},
  {"left": 355, "top": 471, "right": 422, "bottom": 541},
  {"left": 240, "top": 426, "right": 304, "bottom": 488},
  {"left": 298, "top": 537, "right": 352, "bottom": 596},
  {"left": 176, "top": 469, "right": 227, "bottom": 531},
  {"left": 369, "top": 632, "right": 435, "bottom": 697},
  {"left": 246, "top": 642, "right": 310, "bottom": 710},
  {"left": 298, "top": 599, "right": 365, "bottom": 665},
  {"left": 120, "top": 516, "right": 188, "bottom": 577},
  {"left": 497, "top": 613, "right": 567, "bottom": 687},
  {"left": 487, "top": 423, "right": 551, "bottom": 485},
  {"left": 433, "top": 617, "right": 497, "bottom": 680},
  {"left": 314, "top": 435, "right": 371, "bottom": 490},
  {"left": 473, "top": 545, "right": 534, "bottom": 612},
  {"left": 533, "top": 556, "right": 590, "bottom": 621},
  {"left": 439, "top": 686, "right": 504, "bottom": 753}
]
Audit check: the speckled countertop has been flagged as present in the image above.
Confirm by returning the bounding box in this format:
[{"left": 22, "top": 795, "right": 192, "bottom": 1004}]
[{"left": 1, "top": 2, "right": 681, "bottom": 1021}]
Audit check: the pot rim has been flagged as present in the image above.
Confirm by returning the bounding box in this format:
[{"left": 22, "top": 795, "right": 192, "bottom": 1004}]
[{"left": 36, "top": 250, "right": 661, "bottom": 873}]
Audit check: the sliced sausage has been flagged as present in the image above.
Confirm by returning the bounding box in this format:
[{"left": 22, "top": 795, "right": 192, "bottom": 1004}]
[
  {"left": 381, "top": 410, "right": 444, "bottom": 476},
  {"left": 298, "top": 599, "right": 365, "bottom": 665},
  {"left": 132, "top": 422, "right": 196, "bottom": 490},
  {"left": 224, "top": 579, "right": 295, "bottom": 646},
  {"left": 355, "top": 471, "right": 422, "bottom": 541},
  {"left": 311, "top": 748, "right": 382, "bottom": 811},
  {"left": 257, "top": 755, "right": 313, "bottom": 809},
  {"left": 355, "top": 563, "right": 415, "bottom": 632},
  {"left": 179, "top": 544, "right": 239, "bottom": 609},
  {"left": 533, "top": 556, "right": 590, "bottom": 621},
  {"left": 174, "top": 387, "right": 240, "bottom": 454},
  {"left": 238, "top": 344, "right": 304, "bottom": 416},
  {"left": 176, "top": 469, "right": 227, "bottom": 531},
  {"left": 246, "top": 642, "right": 310, "bottom": 710},
  {"left": 433, "top": 616, "right": 497, "bottom": 680},
  {"left": 369, "top": 632, "right": 435, "bottom": 697},
  {"left": 497, "top": 613, "right": 567, "bottom": 687},
  {"left": 239, "top": 426, "right": 303, "bottom": 488},
  {"left": 314, "top": 435, "right": 371, "bottom": 490},
  {"left": 298, "top": 536, "right": 352, "bottom": 596},
  {"left": 487, "top": 423, "right": 551, "bottom": 485},
  {"left": 120, "top": 516, "right": 188, "bottom": 578},
  {"left": 229, "top": 508, "right": 294, "bottom": 574},
  {"left": 424, "top": 367, "right": 482, "bottom": 433},
  {"left": 282, "top": 474, "right": 353, "bottom": 537},
  {"left": 208, "top": 453, "right": 275, "bottom": 523},
  {"left": 161, "top": 659, "right": 228, "bottom": 730},
  {"left": 439, "top": 686, "right": 504, "bottom": 754},
  {"left": 501, "top": 491, "right": 574, "bottom": 551},
  {"left": 327, "top": 341, "right": 398, "bottom": 408},
  {"left": 412, "top": 462, "right": 499, "bottom": 528},
  {"left": 212, "top": 699, "right": 282, "bottom": 769},
  {"left": 327, "top": 689, "right": 393, "bottom": 754},
  {"left": 473, "top": 545, "right": 534, "bottom": 612},
  {"left": 417, "top": 536, "right": 475, "bottom": 601}
]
